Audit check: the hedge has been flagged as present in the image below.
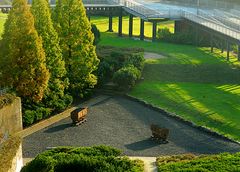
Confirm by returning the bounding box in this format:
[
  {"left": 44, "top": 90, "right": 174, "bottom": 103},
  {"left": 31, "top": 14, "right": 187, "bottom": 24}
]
[
  {"left": 21, "top": 145, "right": 144, "bottom": 172},
  {"left": 157, "top": 153, "right": 240, "bottom": 171}
]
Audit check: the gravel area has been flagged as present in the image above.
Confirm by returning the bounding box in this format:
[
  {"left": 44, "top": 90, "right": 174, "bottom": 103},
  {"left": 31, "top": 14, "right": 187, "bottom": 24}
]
[
  {"left": 144, "top": 52, "right": 166, "bottom": 59},
  {"left": 23, "top": 96, "right": 240, "bottom": 158}
]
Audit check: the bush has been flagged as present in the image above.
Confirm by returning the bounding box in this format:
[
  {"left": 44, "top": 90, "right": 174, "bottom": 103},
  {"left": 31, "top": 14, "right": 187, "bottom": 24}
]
[
  {"left": 124, "top": 53, "right": 145, "bottom": 71},
  {"left": 156, "top": 153, "right": 240, "bottom": 172},
  {"left": 21, "top": 146, "right": 143, "bottom": 172},
  {"left": 91, "top": 24, "right": 100, "bottom": 45},
  {"left": 157, "top": 27, "right": 194, "bottom": 45},
  {"left": 23, "top": 110, "right": 35, "bottom": 126},
  {"left": 113, "top": 65, "right": 141, "bottom": 90}
]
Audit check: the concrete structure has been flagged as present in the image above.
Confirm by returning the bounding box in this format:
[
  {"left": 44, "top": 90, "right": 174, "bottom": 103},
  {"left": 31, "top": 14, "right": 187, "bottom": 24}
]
[{"left": 0, "top": 97, "right": 23, "bottom": 172}]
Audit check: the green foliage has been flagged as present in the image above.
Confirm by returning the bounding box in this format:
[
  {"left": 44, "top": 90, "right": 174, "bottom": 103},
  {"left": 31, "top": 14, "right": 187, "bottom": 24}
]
[
  {"left": 21, "top": 146, "right": 143, "bottom": 172},
  {"left": 0, "top": 136, "right": 22, "bottom": 172},
  {"left": 23, "top": 110, "right": 35, "bottom": 126},
  {"left": 113, "top": 65, "right": 141, "bottom": 90},
  {"left": 124, "top": 53, "right": 145, "bottom": 71},
  {"left": 96, "top": 46, "right": 144, "bottom": 85},
  {"left": 53, "top": 0, "right": 99, "bottom": 98},
  {"left": 91, "top": 24, "right": 101, "bottom": 45},
  {"left": 0, "top": 0, "right": 49, "bottom": 102},
  {"left": 31, "top": 0, "right": 72, "bottom": 112},
  {"left": 156, "top": 153, "right": 240, "bottom": 171},
  {"left": 157, "top": 27, "right": 194, "bottom": 45}
]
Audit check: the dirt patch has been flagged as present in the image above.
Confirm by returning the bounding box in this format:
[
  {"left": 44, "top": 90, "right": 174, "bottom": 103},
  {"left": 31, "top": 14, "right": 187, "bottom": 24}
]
[{"left": 144, "top": 52, "right": 166, "bottom": 59}]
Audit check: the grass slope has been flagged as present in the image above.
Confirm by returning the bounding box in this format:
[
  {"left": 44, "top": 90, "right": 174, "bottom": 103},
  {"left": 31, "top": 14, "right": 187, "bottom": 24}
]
[
  {"left": 97, "top": 33, "right": 240, "bottom": 141},
  {"left": 157, "top": 153, "right": 240, "bottom": 171}
]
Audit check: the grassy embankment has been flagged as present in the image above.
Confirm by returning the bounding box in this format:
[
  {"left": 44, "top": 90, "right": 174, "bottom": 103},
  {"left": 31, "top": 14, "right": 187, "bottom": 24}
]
[{"left": 91, "top": 17, "right": 240, "bottom": 141}]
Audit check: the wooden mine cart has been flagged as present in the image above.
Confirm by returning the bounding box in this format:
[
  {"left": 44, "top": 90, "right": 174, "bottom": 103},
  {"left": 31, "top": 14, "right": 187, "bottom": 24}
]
[
  {"left": 150, "top": 124, "right": 169, "bottom": 143},
  {"left": 70, "top": 107, "right": 88, "bottom": 126}
]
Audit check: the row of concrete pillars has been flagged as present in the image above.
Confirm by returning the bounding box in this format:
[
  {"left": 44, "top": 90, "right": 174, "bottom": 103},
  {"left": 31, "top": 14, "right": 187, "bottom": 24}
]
[{"left": 104, "top": 12, "right": 158, "bottom": 41}]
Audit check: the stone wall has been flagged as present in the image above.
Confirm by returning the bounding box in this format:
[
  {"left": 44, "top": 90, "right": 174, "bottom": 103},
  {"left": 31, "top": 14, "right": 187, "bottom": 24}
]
[
  {"left": 9, "top": 144, "right": 23, "bottom": 172},
  {"left": 0, "top": 97, "right": 22, "bottom": 138},
  {"left": 0, "top": 96, "right": 23, "bottom": 172}
]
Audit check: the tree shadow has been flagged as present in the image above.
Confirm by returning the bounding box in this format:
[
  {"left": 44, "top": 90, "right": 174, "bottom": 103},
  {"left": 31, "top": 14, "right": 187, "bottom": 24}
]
[
  {"left": 125, "top": 138, "right": 160, "bottom": 151},
  {"left": 44, "top": 123, "right": 73, "bottom": 133}
]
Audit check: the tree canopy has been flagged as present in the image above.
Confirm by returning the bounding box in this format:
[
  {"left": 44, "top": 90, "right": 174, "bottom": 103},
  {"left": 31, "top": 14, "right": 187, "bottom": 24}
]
[
  {"left": 53, "top": 0, "right": 99, "bottom": 97},
  {"left": 0, "top": 0, "right": 49, "bottom": 102}
]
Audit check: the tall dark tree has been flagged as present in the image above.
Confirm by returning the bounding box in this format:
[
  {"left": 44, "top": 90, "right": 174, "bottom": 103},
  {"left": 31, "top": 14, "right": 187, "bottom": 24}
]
[
  {"left": 31, "top": 0, "right": 72, "bottom": 111},
  {"left": 0, "top": 0, "right": 49, "bottom": 102},
  {"left": 53, "top": 0, "right": 99, "bottom": 98}
]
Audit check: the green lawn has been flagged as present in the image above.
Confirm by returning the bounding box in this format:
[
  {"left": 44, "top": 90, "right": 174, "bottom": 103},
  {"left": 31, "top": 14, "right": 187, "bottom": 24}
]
[
  {"left": 97, "top": 33, "right": 240, "bottom": 141},
  {"left": 0, "top": 12, "right": 7, "bottom": 39},
  {"left": 91, "top": 16, "right": 174, "bottom": 38}
]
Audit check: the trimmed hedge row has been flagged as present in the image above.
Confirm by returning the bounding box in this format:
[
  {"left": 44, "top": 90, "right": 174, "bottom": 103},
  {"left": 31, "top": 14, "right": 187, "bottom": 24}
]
[
  {"left": 157, "top": 153, "right": 240, "bottom": 171},
  {"left": 21, "top": 145, "right": 144, "bottom": 172}
]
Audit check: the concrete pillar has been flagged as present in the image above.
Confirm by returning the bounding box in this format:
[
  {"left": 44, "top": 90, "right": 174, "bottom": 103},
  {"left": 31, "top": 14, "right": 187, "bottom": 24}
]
[
  {"left": 118, "top": 9, "right": 123, "bottom": 37},
  {"left": 174, "top": 20, "right": 181, "bottom": 33},
  {"left": 108, "top": 13, "right": 113, "bottom": 32},
  {"left": 227, "top": 41, "right": 230, "bottom": 61},
  {"left": 195, "top": 27, "right": 198, "bottom": 46},
  {"left": 152, "top": 21, "right": 157, "bottom": 42},
  {"left": 238, "top": 44, "right": 240, "bottom": 61},
  {"left": 210, "top": 35, "right": 213, "bottom": 53},
  {"left": 129, "top": 14, "right": 133, "bottom": 37},
  {"left": 140, "top": 19, "right": 145, "bottom": 41},
  {"left": 221, "top": 41, "right": 224, "bottom": 53}
]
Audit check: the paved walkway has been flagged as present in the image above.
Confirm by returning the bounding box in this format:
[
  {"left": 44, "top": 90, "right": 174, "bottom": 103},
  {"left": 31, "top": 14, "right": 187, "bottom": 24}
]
[
  {"left": 129, "top": 156, "right": 157, "bottom": 172},
  {"left": 23, "top": 96, "right": 240, "bottom": 158}
]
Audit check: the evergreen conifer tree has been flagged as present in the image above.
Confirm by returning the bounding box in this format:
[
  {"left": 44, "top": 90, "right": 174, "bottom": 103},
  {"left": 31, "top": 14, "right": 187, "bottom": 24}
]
[
  {"left": 0, "top": 0, "right": 49, "bottom": 102},
  {"left": 53, "top": 0, "right": 99, "bottom": 97},
  {"left": 31, "top": 0, "right": 72, "bottom": 111}
]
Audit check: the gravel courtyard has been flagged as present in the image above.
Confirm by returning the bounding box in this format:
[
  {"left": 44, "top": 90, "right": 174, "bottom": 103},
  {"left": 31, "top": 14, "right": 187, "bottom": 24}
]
[{"left": 23, "top": 96, "right": 240, "bottom": 158}]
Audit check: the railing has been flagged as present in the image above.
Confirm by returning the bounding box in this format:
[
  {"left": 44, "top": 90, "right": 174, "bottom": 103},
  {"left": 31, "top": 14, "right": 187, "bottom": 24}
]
[{"left": 183, "top": 11, "right": 240, "bottom": 40}]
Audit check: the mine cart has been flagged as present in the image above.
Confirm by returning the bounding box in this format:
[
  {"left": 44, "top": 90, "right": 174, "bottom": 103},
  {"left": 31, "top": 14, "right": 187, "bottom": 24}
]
[
  {"left": 150, "top": 124, "right": 169, "bottom": 143},
  {"left": 70, "top": 107, "right": 88, "bottom": 126}
]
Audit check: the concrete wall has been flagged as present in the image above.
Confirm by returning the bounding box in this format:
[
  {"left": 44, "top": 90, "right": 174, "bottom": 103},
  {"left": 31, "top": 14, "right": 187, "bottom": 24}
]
[
  {"left": 0, "top": 97, "right": 23, "bottom": 172},
  {"left": 0, "top": 97, "right": 22, "bottom": 138},
  {"left": 9, "top": 144, "right": 23, "bottom": 172}
]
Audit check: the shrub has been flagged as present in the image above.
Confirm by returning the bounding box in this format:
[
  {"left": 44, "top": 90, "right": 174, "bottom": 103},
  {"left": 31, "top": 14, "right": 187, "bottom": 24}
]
[
  {"left": 91, "top": 24, "right": 101, "bottom": 45},
  {"left": 156, "top": 153, "right": 240, "bottom": 171},
  {"left": 23, "top": 110, "right": 35, "bottom": 126},
  {"left": 124, "top": 53, "right": 145, "bottom": 71},
  {"left": 157, "top": 27, "right": 194, "bottom": 45},
  {"left": 21, "top": 146, "right": 143, "bottom": 172},
  {"left": 113, "top": 65, "right": 141, "bottom": 90}
]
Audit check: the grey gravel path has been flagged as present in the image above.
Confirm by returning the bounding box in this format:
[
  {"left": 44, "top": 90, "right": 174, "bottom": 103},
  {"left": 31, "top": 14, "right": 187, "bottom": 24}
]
[{"left": 23, "top": 96, "right": 240, "bottom": 158}]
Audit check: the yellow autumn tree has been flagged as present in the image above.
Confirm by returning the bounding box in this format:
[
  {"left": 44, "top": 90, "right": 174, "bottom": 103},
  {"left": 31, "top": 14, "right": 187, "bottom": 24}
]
[{"left": 0, "top": 0, "right": 49, "bottom": 102}]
